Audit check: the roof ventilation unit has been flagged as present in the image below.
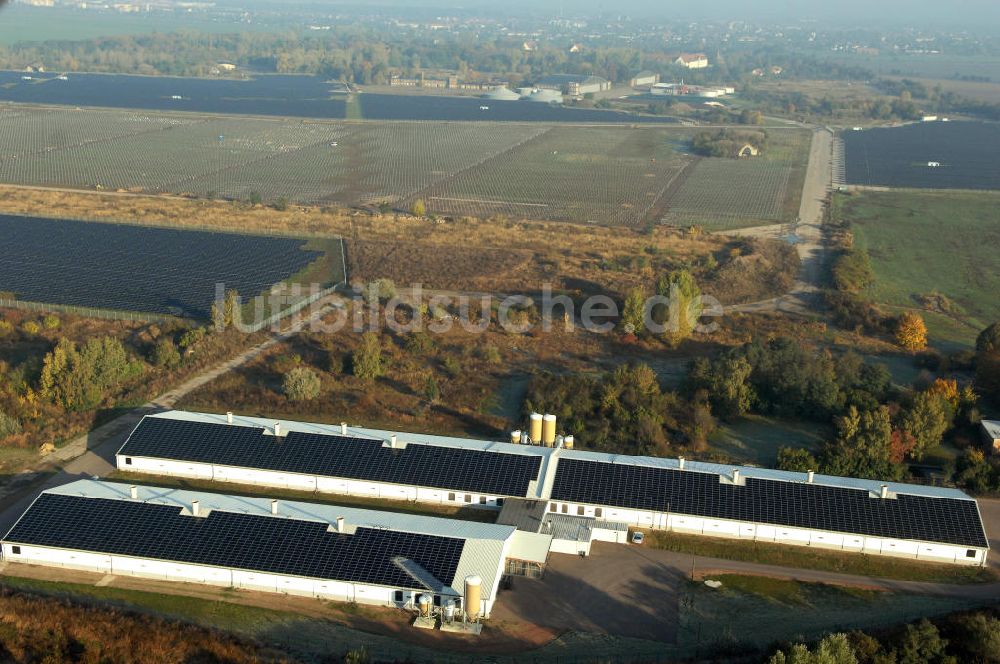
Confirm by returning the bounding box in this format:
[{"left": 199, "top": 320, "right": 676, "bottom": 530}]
[
  {"left": 191, "top": 500, "right": 201, "bottom": 517},
  {"left": 881, "top": 485, "right": 889, "bottom": 499},
  {"left": 226, "top": 411, "right": 234, "bottom": 424},
  {"left": 129, "top": 485, "right": 138, "bottom": 500},
  {"left": 271, "top": 499, "right": 279, "bottom": 515},
  {"left": 341, "top": 422, "right": 348, "bottom": 435},
  {"left": 273, "top": 423, "right": 282, "bottom": 437},
  {"left": 678, "top": 456, "right": 686, "bottom": 470},
  {"left": 807, "top": 470, "right": 815, "bottom": 483}
]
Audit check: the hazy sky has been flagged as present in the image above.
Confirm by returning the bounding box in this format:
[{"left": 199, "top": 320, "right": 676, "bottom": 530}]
[{"left": 271, "top": 0, "right": 1000, "bottom": 29}]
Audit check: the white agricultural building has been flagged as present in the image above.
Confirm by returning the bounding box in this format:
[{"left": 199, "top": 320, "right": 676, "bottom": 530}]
[
  {"left": 113, "top": 411, "right": 989, "bottom": 567},
  {"left": 1, "top": 479, "right": 514, "bottom": 618}
]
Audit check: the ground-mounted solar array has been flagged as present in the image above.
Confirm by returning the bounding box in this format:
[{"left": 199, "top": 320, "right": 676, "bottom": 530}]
[
  {"left": 119, "top": 417, "right": 543, "bottom": 496},
  {"left": 413, "top": 126, "right": 691, "bottom": 226},
  {"left": 550, "top": 458, "right": 988, "bottom": 548},
  {"left": 0, "top": 71, "right": 666, "bottom": 123},
  {"left": 0, "top": 215, "right": 326, "bottom": 318},
  {"left": 0, "top": 106, "right": 811, "bottom": 227},
  {"left": 5, "top": 493, "right": 466, "bottom": 590},
  {"left": 843, "top": 121, "right": 1000, "bottom": 190}
]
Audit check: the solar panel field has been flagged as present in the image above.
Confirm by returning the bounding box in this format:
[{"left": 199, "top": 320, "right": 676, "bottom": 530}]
[
  {"left": 0, "top": 215, "right": 340, "bottom": 318},
  {"left": 0, "top": 106, "right": 811, "bottom": 229}
]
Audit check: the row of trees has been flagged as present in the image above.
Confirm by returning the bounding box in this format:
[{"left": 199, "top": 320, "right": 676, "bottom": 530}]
[
  {"left": 770, "top": 612, "right": 1000, "bottom": 664},
  {"left": 0, "top": 28, "right": 875, "bottom": 89}
]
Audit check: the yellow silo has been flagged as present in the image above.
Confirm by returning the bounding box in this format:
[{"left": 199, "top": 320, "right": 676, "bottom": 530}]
[
  {"left": 529, "top": 413, "right": 543, "bottom": 444},
  {"left": 542, "top": 414, "right": 557, "bottom": 446}
]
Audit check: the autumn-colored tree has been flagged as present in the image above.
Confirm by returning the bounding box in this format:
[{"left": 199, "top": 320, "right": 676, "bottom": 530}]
[
  {"left": 411, "top": 199, "right": 427, "bottom": 217},
  {"left": 925, "top": 378, "right": 960, "bottom": 411},
  {"left": 889, "top": 429, "right": 917, "bottom": 464},
  {"left": 895, "top": 312, "right": 927, "bottom": 351},
  {"left": 619, "top": 287, "right": 646, "bottom": 335}
]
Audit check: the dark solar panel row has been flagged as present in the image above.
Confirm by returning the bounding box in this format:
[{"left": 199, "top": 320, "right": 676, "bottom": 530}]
[
  {"left": 550, "top": 458, "right": 988, "bottom": 548},
  {"left": 6, "top": 494, "right": 465, "bottom": 589},
  {"left": 119, "top": 418, "right": 542, "bottom": 496}
]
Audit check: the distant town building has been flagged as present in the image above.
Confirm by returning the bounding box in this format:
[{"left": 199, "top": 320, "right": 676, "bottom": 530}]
[
  {"left": 522, "top": 41, "right": 539, "bottom": 52},
  {"left": 630, "top": 71, "right": 660, "bottom": 88},
  {"left": 674, "top": 53, "right": 710, "bottom": 69},
  {"left": 738, "top": 144, "right": 760, "bottom": 158},
  {"left": 981, "top": 420, "right": 1000, "bottom": 455},
  {"left": 535, "top": 74, "right": 611, "bottom": 96},
  {"left": 389, "top": 72, "right": 508, "bottom": 92},
  {"left": 651, "top": 82, "right": 734, "bottom": 99},
  {"left": 569, "top": 43, "right": 584, "bottom": 54},
  {"left": 217, "top": 63, "right": 237, "bottom": 72}
]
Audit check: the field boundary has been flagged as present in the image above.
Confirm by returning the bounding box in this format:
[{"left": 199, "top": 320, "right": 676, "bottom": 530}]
[{"left": 0, "top": 298, "right": 175, "bottom": 323}]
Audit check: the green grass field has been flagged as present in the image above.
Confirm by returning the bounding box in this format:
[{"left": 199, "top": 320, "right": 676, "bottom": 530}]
[
  {"left": 640, "top": 529, "right": 996, "bottom": 584},
  {"left": 843, "top": 190, "right": 1000, "bottom": 349},
  {"left": 679, "top": 574, "right": 989, "bottom": 651},
  {"left": 709, "top": 416, "right": 830, "bottom": 466}
]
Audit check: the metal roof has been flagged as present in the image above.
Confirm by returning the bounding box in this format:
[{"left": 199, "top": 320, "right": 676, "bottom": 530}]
[
  {"left": 141, "top": 411, "right": 976, "bottom": 502},
  {"left": 14, "top": 480, "right": 513, "bottom": 596},
  {"left": 120, "top": 415, "right": 543, "bottom": 497},
  {"left": 982, "top": 420, "right": 1000, "bottom": 441}
]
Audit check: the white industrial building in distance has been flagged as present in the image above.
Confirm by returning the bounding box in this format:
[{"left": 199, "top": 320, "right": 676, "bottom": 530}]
[
  {"left": 1, "top": 480, "right": 512, "bottom": 618},
  {"left": 114, "top": 411, "right": 990, "bottom": 567}
]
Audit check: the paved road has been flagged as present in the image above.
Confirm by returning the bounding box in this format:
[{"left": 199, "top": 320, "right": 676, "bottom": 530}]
[
  {"left": 0, "top": 298, "right": 343, "bottom": 534},
  {"left": 725, "top": 127, "right": 833, "bottom": 316},
  {"left": 493, "top": 536, "right": 1000, "bottom": 644}
]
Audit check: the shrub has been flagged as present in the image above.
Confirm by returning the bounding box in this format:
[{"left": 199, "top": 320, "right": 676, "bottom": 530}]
[
  {"left": 21, "top": 320, "right": 40, "bottom": 335},
  {"left": 423, "top": 374, "right": 440, "bottom": 403},
  {"left": 327, "top": 352, "right": 344, "bottom": 375},
  {"left": 481, "top": 344, "right": 502, "bottom": 365},
  {"left": 405, "top": 331, "right": 435, "bottom": 355},
  {"left": 283, "top": 367, "right": 322, "bottom": 401},
  {"left": 411, "top": 199, "right": 427, "bottom": 217},
  {"left": 150, "top": 339, "right": 181, "bottom": 369},
  {"left": 0, "top": 410, "right": 21, "bottom": 439},
  {"left": 831, "top": 248, "right": 874, "bottom": 293},
  {"left": 776, "top": 446, "right": 818, "bottom": 472},
  {"left": 443, "top": 356, "right": 462, "bottom": 377},
  {"left": 178, "top": 327, "right": 207, "bottom": 349},
  {"left": 352, "top": 332, "right": 384, "bottom": 381},
  {"left": 42, "top": 315, "right": 60, "bottom": 330}
]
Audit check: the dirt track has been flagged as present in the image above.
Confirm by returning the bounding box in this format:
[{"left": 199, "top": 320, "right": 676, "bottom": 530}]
[{"left": 724, "top": 127, "right": 833, "bottom": 315}]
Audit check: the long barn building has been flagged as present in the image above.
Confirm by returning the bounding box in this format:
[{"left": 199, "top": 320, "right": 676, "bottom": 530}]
[
  {"left": 1, "top": 479, "right": 514, "bottom": 617},
  {"left": 114, "top": 411, "right": 990, "bottom": 566}
]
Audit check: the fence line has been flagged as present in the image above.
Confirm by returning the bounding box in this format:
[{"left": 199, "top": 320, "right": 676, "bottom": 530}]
[
  {"left": 0, "top": 298, "right": 175, "bottom": 323},
  {"left": 236, "top": 280, "right": 345, "bottom": 334}
]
